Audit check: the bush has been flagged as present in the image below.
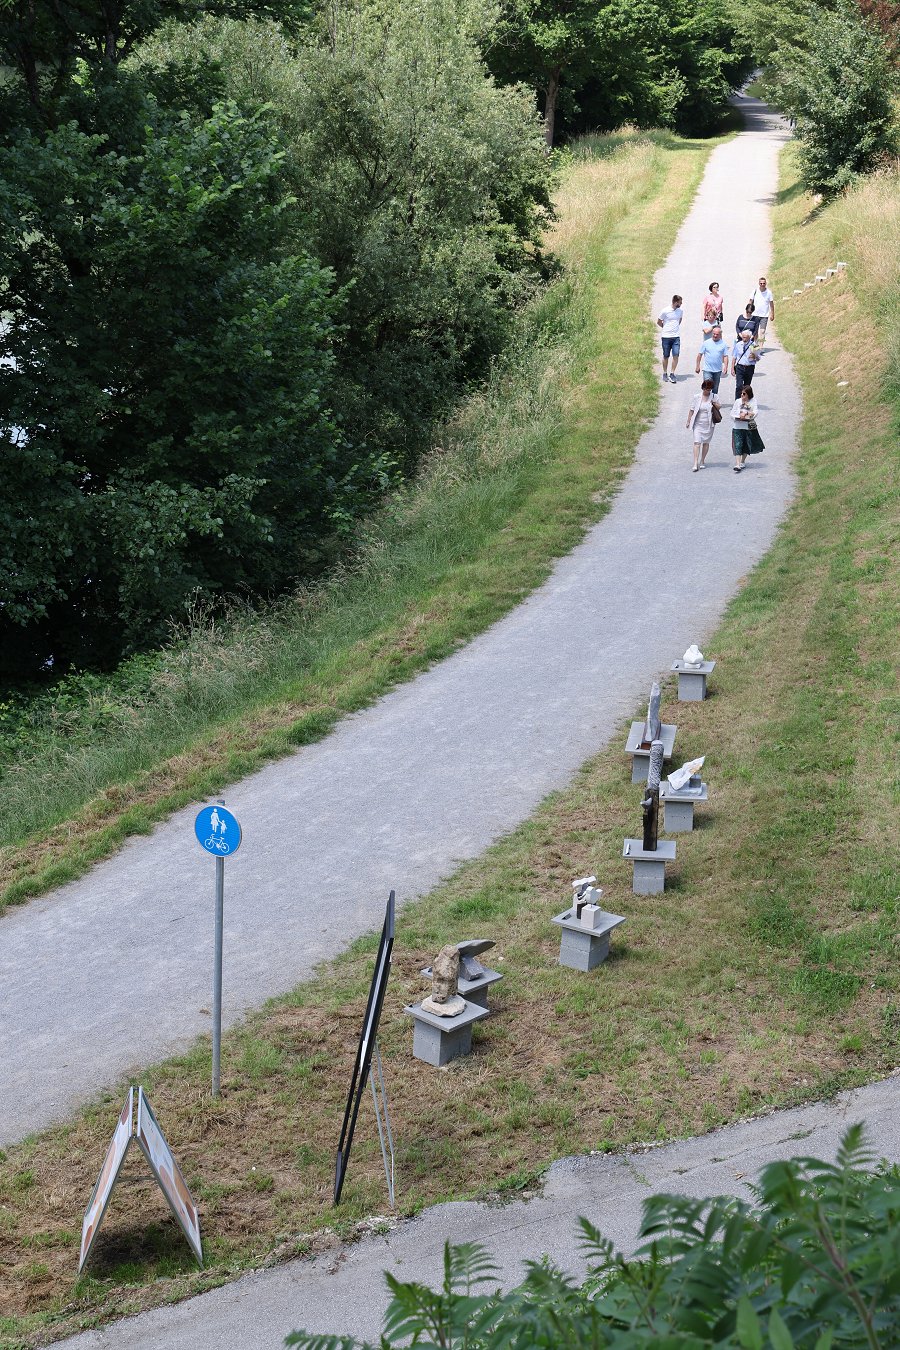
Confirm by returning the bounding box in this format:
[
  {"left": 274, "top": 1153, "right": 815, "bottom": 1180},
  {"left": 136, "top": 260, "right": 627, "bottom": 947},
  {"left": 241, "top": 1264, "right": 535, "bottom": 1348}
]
[
  {"left": 287, "top": 1126, "right": 900, "bottom": 1347},
  {"left": 771, "top": 0, "right": 897, "bottom": 197}
]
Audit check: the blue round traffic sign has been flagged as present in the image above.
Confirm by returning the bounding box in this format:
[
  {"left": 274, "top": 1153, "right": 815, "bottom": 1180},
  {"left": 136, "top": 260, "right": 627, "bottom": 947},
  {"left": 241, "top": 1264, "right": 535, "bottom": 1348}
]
[{"left": 194, "top": 804, "right": 242, "bottom": 858}]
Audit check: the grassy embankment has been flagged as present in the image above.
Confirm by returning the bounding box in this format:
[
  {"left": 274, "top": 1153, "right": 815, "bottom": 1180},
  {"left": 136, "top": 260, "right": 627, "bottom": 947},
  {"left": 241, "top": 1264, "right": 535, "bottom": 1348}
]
[
  {"left": 0, "top": 128, "right": 716, "bottom": 914},
  {"left": 1, "top": 146, "right": 898, "bottom": 1348}
]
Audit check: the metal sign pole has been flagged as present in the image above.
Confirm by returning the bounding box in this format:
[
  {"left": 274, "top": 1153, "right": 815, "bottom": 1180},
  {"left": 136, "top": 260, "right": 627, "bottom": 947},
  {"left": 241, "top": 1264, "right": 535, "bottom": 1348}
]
[
  {"left": 212, "top": 851, "right": 225, "bottom": 1098},
  {"left": 194, "top": 796, "right": 241, "bottom": 1100}
]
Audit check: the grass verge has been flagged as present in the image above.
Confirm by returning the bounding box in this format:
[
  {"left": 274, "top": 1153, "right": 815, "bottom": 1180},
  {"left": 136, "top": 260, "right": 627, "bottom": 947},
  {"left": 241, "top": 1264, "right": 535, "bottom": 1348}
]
[
  {"left": 0, "top": 144, "right": 897, "bottom": 1349},
  {"left": 0, "top": 127, "right": 719, "bottom": 915}
]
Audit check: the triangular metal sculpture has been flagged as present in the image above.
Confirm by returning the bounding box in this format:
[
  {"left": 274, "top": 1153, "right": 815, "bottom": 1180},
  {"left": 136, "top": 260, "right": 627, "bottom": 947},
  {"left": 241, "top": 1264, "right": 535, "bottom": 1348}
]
[
  {"left": 79, "top": 1087, "right": 202, "bottom": 1272},
  {"left": 334, "top": 891, "right": 396, "bottom": 1206}
]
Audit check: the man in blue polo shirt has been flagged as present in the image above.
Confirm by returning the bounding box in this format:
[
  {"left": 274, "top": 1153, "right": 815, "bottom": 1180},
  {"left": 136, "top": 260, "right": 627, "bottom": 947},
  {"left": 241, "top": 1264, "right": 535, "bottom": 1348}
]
[{"left": 695, "top": 324, "right": 729, "bottom": 394}]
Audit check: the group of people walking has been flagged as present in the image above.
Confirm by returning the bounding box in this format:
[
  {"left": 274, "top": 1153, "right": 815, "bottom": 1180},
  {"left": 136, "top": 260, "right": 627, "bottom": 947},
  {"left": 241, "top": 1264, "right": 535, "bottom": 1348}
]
[{"left": 656, "top": 276, "right": 776, "bottom": 474}]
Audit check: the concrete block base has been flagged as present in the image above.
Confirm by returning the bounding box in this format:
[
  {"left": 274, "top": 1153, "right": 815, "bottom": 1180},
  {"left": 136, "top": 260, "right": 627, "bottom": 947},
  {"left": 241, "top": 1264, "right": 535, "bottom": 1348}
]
[
  {"left": 671, "top": 660, "right": 715, "bottom": 702},
  {"left": 660, "top": 779, "right": 708, "bottom": 833},
  {"left": 561, "top": 926, "right": 610, "bottom": 971},
  {"left": 663, "top": 798, "right": 695, "bottom": 832},
  {"left": 413, "top": 1019, "right": 471, "bottom": 1066},
  {"left": 623, "top": 839, "right": 676, "bottom": 895},
  {"left": 551, "top": 909, "right": 626, "bottom": 972},
  {"left": 678, "top": 671, "right": 707, "bottom": 701},
  {"left": 633, "top": 858, "right": 667, "bottom": 893},
  {"left": 404, "top": 1000, "right": 489, "bottom": 1067}
]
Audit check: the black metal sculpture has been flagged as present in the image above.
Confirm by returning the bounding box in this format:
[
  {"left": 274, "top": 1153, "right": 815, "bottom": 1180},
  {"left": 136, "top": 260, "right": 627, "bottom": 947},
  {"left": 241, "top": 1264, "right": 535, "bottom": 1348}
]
[
  {"left": 641, "top": 740, "right": 664, "bottom": 851},
  {"left": 334, "top": 891, "right": 395, "bottom": 1205}
]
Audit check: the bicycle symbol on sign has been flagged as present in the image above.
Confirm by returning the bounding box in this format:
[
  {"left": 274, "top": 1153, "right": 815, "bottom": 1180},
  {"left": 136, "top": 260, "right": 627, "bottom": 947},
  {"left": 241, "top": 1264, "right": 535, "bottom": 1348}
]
[{"left": 205, "top": 807, "right": 230, "bottom": 853}]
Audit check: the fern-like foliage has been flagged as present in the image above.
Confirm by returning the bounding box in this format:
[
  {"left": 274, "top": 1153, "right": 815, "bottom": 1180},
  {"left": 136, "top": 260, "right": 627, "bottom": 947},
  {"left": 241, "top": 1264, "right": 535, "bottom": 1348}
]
[{"left": 287, "top": 1127, "right": 900, "bottom": 1349}]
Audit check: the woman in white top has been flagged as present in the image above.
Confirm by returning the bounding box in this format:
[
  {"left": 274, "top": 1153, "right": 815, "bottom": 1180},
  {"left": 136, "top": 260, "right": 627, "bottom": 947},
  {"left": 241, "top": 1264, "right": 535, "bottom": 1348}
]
[
  {"left": 685, "top": 378, "right": 721, "bottom": 472},
  {"left": 730, "top": 384, "right": 765, "bottom": 471}
]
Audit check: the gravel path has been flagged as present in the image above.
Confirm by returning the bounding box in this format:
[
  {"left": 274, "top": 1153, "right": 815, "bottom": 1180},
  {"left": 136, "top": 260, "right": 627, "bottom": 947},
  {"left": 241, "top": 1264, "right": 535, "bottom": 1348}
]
[
  {"left": 0, "top": 97, "right": 800, "bottom": 1146},
  {"left": 53, "top": 1075, "right": 900, "bottom": 1348}
]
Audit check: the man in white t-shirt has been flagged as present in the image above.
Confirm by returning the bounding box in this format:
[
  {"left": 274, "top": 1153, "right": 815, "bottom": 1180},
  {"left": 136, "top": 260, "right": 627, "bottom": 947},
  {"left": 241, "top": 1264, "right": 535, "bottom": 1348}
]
[
  {"left": 656, "top": 293, "right": 683, "bottom": 383},
  {"left": 750, "top": 276, "right": 775, "bottom": 343}
]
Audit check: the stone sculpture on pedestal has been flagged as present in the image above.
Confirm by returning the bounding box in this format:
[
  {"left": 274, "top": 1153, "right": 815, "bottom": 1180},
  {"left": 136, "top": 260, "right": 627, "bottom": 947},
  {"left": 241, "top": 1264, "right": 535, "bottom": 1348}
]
[
  {"left": 641, "top": 682, "right": 662, "bottom": 748},
  {"left": 456, "top": 939, "right": 495, "bottom": 982},
  {"left": 421, "top": 945, "right": 466, "bottom": 1018}
]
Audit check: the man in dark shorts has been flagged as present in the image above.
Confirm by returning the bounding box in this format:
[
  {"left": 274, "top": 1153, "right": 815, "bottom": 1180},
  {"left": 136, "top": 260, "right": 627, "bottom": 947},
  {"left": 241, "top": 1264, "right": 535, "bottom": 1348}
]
[{"left": 657, "top": 293, "right": 683, "bottom": 384}]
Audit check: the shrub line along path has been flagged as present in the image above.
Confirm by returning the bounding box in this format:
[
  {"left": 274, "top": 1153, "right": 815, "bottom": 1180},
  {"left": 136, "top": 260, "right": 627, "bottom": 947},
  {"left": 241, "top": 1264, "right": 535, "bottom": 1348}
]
[{"left": 2, "top": 98, "right": 800, "bottom": 1148}]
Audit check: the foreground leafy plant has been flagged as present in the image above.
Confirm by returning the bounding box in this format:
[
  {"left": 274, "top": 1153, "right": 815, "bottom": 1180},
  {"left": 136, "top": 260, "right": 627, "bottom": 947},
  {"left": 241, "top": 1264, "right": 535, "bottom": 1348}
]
[{"left": 287, "top": 1126, "right": 900, "bottom": 1348}]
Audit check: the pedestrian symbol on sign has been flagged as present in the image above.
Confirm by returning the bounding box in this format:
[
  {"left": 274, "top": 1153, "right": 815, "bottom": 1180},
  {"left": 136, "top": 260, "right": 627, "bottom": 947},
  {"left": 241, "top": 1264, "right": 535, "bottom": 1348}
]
[{"left": 195, "top": 804, "right": 241, "bottom": 858}]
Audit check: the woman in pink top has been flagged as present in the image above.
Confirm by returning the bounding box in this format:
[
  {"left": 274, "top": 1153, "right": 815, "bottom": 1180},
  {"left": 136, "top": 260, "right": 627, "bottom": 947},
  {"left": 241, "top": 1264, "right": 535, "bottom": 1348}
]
[{"left": 702, "top": 281, "right": 723, "bottom": 334}]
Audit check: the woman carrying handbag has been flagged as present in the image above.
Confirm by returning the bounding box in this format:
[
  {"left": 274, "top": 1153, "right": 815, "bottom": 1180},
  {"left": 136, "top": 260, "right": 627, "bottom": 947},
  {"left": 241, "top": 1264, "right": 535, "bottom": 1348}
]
[
  {"left": 731, "top": 385, "right": 765, "bottom": 472},
  {"left": 686, "top": 378, "right": 721, "bottom": 472}
]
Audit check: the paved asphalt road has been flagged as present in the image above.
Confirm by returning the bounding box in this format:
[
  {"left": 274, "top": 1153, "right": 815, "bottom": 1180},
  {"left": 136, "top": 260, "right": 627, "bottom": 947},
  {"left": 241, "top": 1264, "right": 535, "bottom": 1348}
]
[
  {"left": 54, "top": 1075, "right": 900, "bottom": 1348},
  {"left": 0, "top": 96, "right": 800, "bottom": 1146}
]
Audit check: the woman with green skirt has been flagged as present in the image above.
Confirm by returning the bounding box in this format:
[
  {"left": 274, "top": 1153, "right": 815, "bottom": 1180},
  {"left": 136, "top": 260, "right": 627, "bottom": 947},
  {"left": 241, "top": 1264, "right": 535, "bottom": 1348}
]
[{"left": 730, "top": 385, "right": 765, "bottom": 472}]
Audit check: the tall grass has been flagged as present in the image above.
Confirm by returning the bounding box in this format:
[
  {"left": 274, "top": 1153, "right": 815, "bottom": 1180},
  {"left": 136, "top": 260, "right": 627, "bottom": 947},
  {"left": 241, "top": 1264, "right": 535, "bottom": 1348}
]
[
  {"left": 833, "top": 163, "right": 900, "bottom": 399},
  {"left": 0, "top": 129, "right": 718, "bottom": 905}
]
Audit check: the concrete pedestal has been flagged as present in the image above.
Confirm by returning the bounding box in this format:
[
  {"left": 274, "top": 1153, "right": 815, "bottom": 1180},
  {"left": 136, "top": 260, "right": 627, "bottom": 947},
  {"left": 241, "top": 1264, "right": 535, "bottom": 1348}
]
[
  {"left": 671, "top": 659, "right": 716, "bottom": 701},
  {"left": 622, "top": 839, "right": 676, "bottom": 894},
  {"left": 420, "top": 967, "right": 503, "bottom": 1011},
  {"left": 551, "top": 909, "right": 626, "bottom": 971},
  {"left": 625, "top": 721, "right": 677, "bottom": 783},
  {"left": 404, "top": 1000, "right": 489, "bottom": 1067},
  {"left": 660, "top": 778, "right": 708, "bottom": 832}
]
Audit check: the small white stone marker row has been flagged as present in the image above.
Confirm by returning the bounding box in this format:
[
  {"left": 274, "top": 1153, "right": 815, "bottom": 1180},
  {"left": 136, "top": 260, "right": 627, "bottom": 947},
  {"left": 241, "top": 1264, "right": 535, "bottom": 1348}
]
[{"left": 782, "top": 261, "right": 847, "bottom": 303}]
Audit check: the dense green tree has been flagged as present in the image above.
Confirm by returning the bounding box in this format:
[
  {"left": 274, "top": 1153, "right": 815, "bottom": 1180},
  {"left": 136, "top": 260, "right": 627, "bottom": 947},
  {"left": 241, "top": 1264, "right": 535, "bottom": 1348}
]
[
  {"left": 774, "top": 0, "right": 897, "bottom": 195},
  {"left": 581, "top": 0, "right": 750, "bottom": 135},
  {"left": 489, "top": 0, "right": 606, "bottom": 147},
  {"left": 1, "top": 0, "right": 553, "bottom": 679},
  {"left": 0, "top": 96, "right": 340, "bottom": 673},
  {"left": 728, "top": 0, "right": 822, "bottom": 67},
  {"left": 488, "top": 0, "right": 751, "bottom": 142},
  {"left": 139, "top": 4, "right": 554, "bottom": 472},
  {"left": 0, "top": 0, "right": 347, "bottom": 677}
]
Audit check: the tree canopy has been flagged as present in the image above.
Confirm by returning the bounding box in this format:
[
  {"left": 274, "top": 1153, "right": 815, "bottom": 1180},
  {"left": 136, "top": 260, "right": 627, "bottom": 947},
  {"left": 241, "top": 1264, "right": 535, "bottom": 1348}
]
[
  {"left": 742, "top": 0, "right": 898, "bottom": 196},
  {"left": 487, "top": 0, "right": 754, "bottom": 143},
  {"left": 0, "top": 0, "right": 552, "bottom": 679}
]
